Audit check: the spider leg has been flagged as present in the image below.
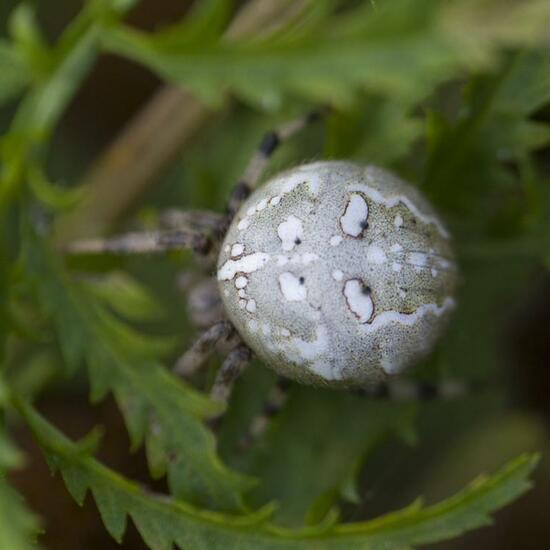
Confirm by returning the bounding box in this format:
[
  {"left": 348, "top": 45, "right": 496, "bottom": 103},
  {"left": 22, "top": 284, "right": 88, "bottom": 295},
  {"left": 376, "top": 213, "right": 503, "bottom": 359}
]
[
  {"left": 210, "top": 344, "right": 252, "bottom": 407},
  {"left": 179, "top": 277, "right": 225, "bottom": 329},
  {"left": 355, "top": 379, "right": 468, "bottom": 401},
  {"left": 159, "top": 209, "right": 225, "bottom": 234},
  {"left": 238, "top": 377, "right": 291, "bottom": 451},
  {"left": 222, "top": 109, "right": 326, "bottom": 227},
  {"left": 174, "top": 320, "right": 234, "bottom": 377},
  {"left": 65, "top": 228, "right": 212, "bottom": 256}
]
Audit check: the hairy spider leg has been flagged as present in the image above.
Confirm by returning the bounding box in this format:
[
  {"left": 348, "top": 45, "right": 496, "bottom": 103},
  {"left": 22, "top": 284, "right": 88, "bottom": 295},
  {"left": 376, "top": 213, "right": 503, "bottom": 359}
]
[
  {"left": 222, "top": 109, "right": 325, "bottom": 228},
  {"left": 210, "top": 344, "right": 252, "bottom": 413},
  {"left": 65, "top": 107, "right": 323, "bottom": 256},
  {"left": 238, "top": 377, "right": 291, "bottom": 451},
  {"left": 67, "top": 109, "right": 328, "bottom": 438},
  {"left": 66, "top": 224, "right": 213, "bottom": 256},
  {"left": 174, "top": 320, "right": 235, "bottom": 377},
  {"left": 159, "top": 209, "right": 225, "bottom": 234}
]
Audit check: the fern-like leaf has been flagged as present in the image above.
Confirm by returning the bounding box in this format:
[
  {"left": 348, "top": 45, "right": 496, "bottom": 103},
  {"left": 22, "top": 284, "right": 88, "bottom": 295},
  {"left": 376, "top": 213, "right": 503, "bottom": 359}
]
[
  {"left": 19, "top": 400, "right": 538, "bottom": 550},
  {"left": 21, "top": 224, "right": 253, "bottom": 510},
  {"left": 102, "top": 0, "right": 550, "bottom": 109},
  {"left": 0, "top": 425, "right": 41, "bottom": 550}
]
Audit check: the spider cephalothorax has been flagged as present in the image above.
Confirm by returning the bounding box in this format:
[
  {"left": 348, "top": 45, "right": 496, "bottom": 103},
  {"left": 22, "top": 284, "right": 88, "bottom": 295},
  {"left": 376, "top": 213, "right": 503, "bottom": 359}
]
[
  {"left": 70, "top": 112, "right": 461, "bottom": 441},
  {"left": 218, "top": 161, "right": 457, "bottom": 388}
]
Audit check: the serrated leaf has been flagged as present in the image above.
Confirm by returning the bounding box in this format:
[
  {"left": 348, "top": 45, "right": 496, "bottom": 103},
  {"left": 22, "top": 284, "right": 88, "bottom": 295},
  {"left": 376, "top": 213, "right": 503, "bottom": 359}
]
[
  {"left": 102, "top": 0, "right": 550, "bottom": 109},
  {"left": 81, "top": 271, "right": 165, "bottom": 322},
  {"left": 424, "top": 49, "right": 550, "bottom": 218},
  {"left": 21, "top": 225, "right": 253, "bottom": 510},
  {"left": 0, "top": 476, "right": 41, "bottom": 550},
  {"left": 155, "top": 0, "right": 233, "bottom": 47},
  {"left": 325, "top": 96, "right": 422, "bottom": 164},
  {"left": 19, "top": 401, "right": 539, "bottom": 549},
  {"left": 102, "top": 1, "right": 445, "bottom": 108}
]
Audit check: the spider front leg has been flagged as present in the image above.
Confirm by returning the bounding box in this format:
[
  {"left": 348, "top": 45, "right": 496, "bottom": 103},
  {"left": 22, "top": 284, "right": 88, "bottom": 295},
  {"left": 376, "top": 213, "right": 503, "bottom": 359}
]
[
  {"left": 65, "top": 209, "right": 220, "bottom": 257},
  {"left": 222, "top": 109, "right": 325, "bottom": 227},
  {"left": 159, "top": 209, "right": 225, "bottom": 235}
]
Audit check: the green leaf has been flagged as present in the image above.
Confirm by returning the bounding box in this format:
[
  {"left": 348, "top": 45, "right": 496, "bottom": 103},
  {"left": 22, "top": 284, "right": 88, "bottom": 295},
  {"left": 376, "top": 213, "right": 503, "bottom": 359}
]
[
  {"left": 21, "top": 225, "right": 253, "bottom": 510},
  {"left": 0, "top": 0, "right": 139, "bottom": 210},
  {"left": 247, "top": 388, "right": 417, "bottom": 526},
  {"left": 440, "top": 0, "right": 550, "bottom": 66},
  {"left": 0, "top": 40, "right": 31, "bottom": 107},
  {"left": 19, "top": 401, "right": 539, "bottom": 549},
  {"left": 102, "top": 0, "right": 550, "bottom": 109},
  {"left": 27, "top": 167, "right": 85, "bottom": 210},
  {"left": 424, "top": 49, "right": 550, "bottom": 218},
  {"left": 0, "top": 476, "right": 41, "bottom": 550},
  {"left": 325, "top": 96, "right": 422, "bottom": 164},
  {"left": 8, "top": 3, "right": 50, "bottom": 76},
  {"left": 0, "top": 29, "right": 97, "bottom": 207},
  {"left": 0, "top": 429, "right": 25, "bottom": 471},
  {"left": 81, "top": 271, "right": 165, "bottom": 322}
]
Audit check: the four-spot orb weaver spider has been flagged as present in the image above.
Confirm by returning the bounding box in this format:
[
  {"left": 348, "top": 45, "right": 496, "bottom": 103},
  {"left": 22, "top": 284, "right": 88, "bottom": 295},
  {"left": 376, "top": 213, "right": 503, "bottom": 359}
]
[{"left": 69, "top": 111, "right": 464, "bottom": 445}]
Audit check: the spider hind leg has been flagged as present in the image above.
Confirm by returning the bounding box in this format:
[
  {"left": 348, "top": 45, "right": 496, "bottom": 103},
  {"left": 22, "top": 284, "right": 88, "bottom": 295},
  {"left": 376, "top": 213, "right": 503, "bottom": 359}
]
[
  {"left": 238, "top": 376, "right": 291, "bottom": 451},
  {"left": 174, "top": 320, "right": 235, "bottom": 377}
]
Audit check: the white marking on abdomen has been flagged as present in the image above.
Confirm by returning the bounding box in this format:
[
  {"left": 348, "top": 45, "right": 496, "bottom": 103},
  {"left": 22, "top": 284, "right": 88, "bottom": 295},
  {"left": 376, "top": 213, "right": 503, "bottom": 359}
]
[
  {"left": 361, "top": 297, "right": 455, "bottom": 334},
  {"left": 235, "top": 276, "right": 248, "bottom": 289},
  {"left": 237, "top": 218, "right": 250, "bottom": 231},
  {"left": 218, "top": 253, "right": 270, "bottom": 280},
  {"left": 289, "top": 325, "right": 335, "bottom": 379},
  {"left": 343, "top": 279, "right": 374, "bottom": 323},
  {"left": 350, "top": 182, "right": 450, "bottom": 239},
  {"left": 279, "top": 272, "right": 307, "bottom": 301},
  {"left": 340, "top": 193, "right": 369, "bottom": 237},
  {"left": 230, "top": 243, "right": 244, "bottom": 257},
  {"left": 280, "top": 167, "right": 323, "bottom": 195},
  {"left": 256, "top": 198, "right": 268, "bottom": 211},
  {"left": 277, "top": 215, "right": 304, "bottom": 251},
  {"left": 366, "top": 245, "right": 387, "bottom": 265}
]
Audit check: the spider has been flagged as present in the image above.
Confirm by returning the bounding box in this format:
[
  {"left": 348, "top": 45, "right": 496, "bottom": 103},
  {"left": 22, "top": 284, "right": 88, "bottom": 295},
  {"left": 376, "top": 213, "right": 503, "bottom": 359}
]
[{"left": 69, "top": 111, "right": 462, "bottom": 445}]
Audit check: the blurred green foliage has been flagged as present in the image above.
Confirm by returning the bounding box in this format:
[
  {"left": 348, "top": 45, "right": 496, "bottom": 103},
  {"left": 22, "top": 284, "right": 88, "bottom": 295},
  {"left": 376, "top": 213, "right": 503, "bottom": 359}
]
[{"left": 1, "top": 0, "right": 550, "bottom": 548}]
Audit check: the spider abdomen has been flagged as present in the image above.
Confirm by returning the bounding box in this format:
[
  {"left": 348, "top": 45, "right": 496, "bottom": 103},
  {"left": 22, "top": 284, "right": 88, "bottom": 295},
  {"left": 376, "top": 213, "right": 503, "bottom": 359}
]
[{"left": 217, "top": 161, "right": 457, "bottom": 387}]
